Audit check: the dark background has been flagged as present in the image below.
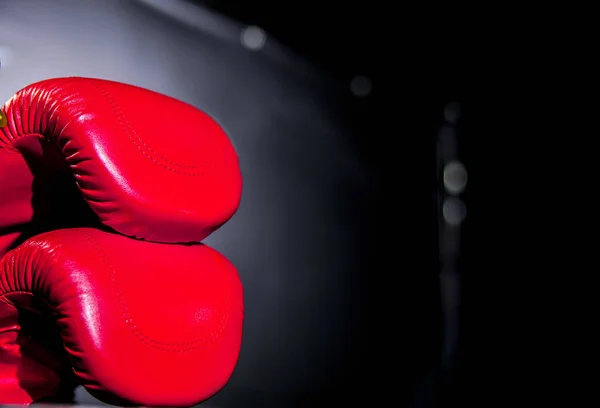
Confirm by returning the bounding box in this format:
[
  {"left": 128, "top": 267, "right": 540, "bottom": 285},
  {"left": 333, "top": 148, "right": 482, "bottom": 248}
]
[
  {"left": 191, "top": 2, "right": 464, "bottom": 405},
  {"left": 196, "top": 0, "right": 379, "bottom": 78},
  {"left": 0, "top": 0, "right": 467, "bottom": 406}
]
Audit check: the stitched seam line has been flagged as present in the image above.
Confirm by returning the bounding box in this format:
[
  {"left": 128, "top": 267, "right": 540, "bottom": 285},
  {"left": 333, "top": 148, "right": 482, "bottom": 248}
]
[
  {"left": 0, "top": 233, "right": 234, "bottom": 353},
  {"left": 77, "top": 229, "right": 231, "bottom": 352},
  {"left": 86, "top": 80, "right": 211, "bottom": 177}
]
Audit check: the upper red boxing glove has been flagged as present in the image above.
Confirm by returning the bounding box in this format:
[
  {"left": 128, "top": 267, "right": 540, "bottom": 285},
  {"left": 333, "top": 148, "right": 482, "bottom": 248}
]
[
  {"left": 0, "top": 76, "right": 242, "bottom": 254},
  {"left": 0, "top": 77, "right": 244, "bottom": 406}
]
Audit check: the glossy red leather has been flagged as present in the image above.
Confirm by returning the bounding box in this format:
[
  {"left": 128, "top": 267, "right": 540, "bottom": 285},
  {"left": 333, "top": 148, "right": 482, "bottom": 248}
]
[
  {"left": 0, "top": 77, "right": 242, "bottom": 246},
  {"left": 0, "top": 228, "right": 244, "bottom": 406},
  {"left": 0, "top": 78, "right": 244, "bottom": 405}
]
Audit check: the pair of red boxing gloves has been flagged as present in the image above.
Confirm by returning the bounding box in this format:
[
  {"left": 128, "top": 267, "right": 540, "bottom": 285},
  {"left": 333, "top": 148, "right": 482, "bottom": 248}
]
[{"left": 0, "top": 77, "right": 244, "bottom": 406}]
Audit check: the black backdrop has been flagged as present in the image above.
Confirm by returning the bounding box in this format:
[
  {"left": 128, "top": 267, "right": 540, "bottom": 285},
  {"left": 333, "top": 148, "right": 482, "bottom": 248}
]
[{"left": 0, "top": 0, "right": 468, "bottom": 406}]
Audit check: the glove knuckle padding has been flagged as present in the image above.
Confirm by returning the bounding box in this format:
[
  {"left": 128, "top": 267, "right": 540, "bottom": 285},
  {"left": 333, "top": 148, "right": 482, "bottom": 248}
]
[
  {"left": 0, "top": 77, "right": 242, "bottom": 243},
  {"left": 0, "top": 78, "right": 245, "bottom": 406},
  {"left": 0, "top": 228, "right": 244, "bottom": 406}
]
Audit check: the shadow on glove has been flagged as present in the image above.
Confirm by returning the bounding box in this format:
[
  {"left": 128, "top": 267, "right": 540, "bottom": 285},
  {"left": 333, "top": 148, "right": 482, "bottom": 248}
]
[{"left": 0, "top": 77, "right": 244, "bottom": 406}]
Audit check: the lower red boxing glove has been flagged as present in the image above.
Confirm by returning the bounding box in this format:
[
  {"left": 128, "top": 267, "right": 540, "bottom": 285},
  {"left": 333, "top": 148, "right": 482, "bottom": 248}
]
[{"left": 0, "top": 228, "right": 244, "bottom": 406}]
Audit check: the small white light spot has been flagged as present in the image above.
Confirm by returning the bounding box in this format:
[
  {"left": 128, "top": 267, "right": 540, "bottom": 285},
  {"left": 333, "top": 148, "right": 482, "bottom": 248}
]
[
  {"left": 350, "top": 75, "right": 372, "bottom": 97},
  {"left": 442, "top": 197, "right": 466, "bottom": 226},
  {"left": 443, "top": 161, "right": 467, "bottom": 194},
  {"left": 444, "top": 101, "right": 461, "bottom": 123},
  {"left": 241, "top": 26, "right": 266, "bottom": 50}
]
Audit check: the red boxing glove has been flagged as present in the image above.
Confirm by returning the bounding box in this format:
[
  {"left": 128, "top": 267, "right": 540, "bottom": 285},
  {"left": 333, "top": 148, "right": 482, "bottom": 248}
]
[
  {"left": 0, "top": 78, "right": 244, "bottom": 406},
  {"left": 0, "top": 228, "right": 244, "bottom": 406},
  {"left": 0, "top": 77, "right": 242, "bottom": 252}
]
